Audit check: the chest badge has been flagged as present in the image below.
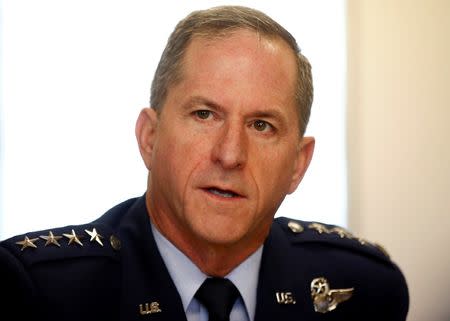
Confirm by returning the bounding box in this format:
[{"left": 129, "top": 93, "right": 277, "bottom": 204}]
[{"left": 311, "top": 277, "right": 354, "bottom": 313}]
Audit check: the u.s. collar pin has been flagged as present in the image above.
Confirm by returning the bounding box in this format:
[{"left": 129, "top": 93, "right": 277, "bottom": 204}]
[
  {"left": 276, "top": 291, "right": 296, "bottom": 304},
  {"left": 139, "top": 301, "right": 162, "bottom": 315}
]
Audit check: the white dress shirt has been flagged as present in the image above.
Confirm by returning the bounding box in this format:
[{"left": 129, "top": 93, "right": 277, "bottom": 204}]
[{"left": 151, "top": 223, "right": 263, "bottom": 321}]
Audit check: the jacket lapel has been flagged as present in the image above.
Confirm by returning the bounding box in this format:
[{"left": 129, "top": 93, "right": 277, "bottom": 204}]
[
  {"left": 117, "top": 196, "right": 187, "bottom": 321},
  {"left": 254, "top": 220, "right": 315, "bottom": 321}
]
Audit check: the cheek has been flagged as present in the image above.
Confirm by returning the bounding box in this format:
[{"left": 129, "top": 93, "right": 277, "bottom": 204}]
[
  {"left": 153, "top": 130, "right": 209, "bottom": 185},
  {"left": 154, "top": 139, "right": 185, "bottom": 179},
  {"left": 252, "top": 147, "right": 297, "bottom": 197}
]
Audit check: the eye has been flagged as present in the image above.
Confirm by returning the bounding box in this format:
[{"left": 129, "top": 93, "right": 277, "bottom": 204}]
[
  {"left": 195, "top": 110, "right": 212, "bottom": 120},
  {"left": 253, "top": 119, "right": 272, "bottom": 132}
]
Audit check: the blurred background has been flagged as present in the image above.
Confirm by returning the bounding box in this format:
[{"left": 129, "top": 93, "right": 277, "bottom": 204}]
[
  {"left": 347, "top": 1, "right": 450, "bottom": 320},
  {"left": 1, "top": 1, "right": 449, "bottom": 320}
]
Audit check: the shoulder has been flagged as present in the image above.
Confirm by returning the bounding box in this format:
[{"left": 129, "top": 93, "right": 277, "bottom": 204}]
[
  {"left": 267, "top": 217, "right": 409, "bottom": 319},
  {"left": 0, "top": 197, "right": 143, "bottom": 318},
  {"left": 271, "top": 215, "right": 409, "bottom": 283},
  {"left": 273, "top": 216, "right": 392, "bottom": 264},
  {"left": 0, "top": 223, "right": 121, "bottom": 267},
  {"left": 0, "top": 196, "right": 140, "bottom": 267}
]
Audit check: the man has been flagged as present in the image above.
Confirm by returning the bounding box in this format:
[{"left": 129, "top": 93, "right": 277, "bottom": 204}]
[{"left": 0, "top": 5, "right": 408, "bottom": 321}]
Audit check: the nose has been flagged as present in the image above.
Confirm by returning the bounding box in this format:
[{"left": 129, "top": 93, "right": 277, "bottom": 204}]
[{"left": 211, "top": 122, "right": 248, "bottom": 170}]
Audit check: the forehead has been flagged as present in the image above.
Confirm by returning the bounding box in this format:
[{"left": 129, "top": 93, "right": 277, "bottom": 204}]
[
  {"left": 186, "top": 29, "right": 296, "bottom": 74},
  {"left": 177, "top": 30, "right": 298, "bottom": 110}
]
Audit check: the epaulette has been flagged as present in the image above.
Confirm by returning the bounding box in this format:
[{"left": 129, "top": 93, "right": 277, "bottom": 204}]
[
  {"left": 275, "top": 216, "right": 392, "bottom": 263},
  {"left": 2, "top": 223, "right": 122, "bottom": 266}
]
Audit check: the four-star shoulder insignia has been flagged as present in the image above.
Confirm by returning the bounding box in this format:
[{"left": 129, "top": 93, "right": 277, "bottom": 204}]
[
  {"left": 15, "top": 236, "right": 39, "bottom": 251},
  {"left": 14, "top": 227, "right": 118, "bottom": 251},
  {"left": 286, "top": 219, "right": 391, "bottom": 259}
]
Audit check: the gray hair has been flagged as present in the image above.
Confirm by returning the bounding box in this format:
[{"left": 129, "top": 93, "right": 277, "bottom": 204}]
[{"left": 150, "top": 5, "right": 313, "bottom": 136}]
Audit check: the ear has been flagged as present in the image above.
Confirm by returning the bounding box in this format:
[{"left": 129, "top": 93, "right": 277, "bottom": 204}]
[
  {"left": 135, "top": 108, "right": 158, "bottom": 170},
  {"left": 287, "top": 136, "right": 315, "bottom": 194}
]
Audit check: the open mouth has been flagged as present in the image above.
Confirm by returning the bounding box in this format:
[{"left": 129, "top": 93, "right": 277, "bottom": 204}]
[{"left": 205, "top": 187, "right": 241, "bottom": 198}]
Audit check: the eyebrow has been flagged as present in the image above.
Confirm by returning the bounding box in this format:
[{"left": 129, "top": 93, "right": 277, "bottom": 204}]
[
  {"left": 182, "top": 96, "right": 224, "bottom": 112},
  {"left": 248, "top": 109, "right": 287, "bottom": 122}
]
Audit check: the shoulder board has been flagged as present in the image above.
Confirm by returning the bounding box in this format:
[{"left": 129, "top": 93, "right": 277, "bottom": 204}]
[
  {"left": 1, "top": 223, "right": 122, "bottom": 266},
  {"left": 275, "top": 216, "right": 392, "bottom": 263}
]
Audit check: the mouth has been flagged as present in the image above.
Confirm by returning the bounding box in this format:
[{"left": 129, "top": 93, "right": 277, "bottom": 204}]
[{"left": 203, "top": 187, "right": 244, "bottom": 199}]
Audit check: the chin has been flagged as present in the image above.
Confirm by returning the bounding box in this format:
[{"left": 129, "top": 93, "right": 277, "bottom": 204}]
[{"left": 192, "top": 219, "right": 255, "bottom": 247}]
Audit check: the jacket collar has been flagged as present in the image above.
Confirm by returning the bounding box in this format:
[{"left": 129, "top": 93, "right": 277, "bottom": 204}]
[
  {"left": 255, "top": 219, "right": 313, "bottom": 321},
  {"left": 117, "top": 196, "right": 187, "bottom": 321}
]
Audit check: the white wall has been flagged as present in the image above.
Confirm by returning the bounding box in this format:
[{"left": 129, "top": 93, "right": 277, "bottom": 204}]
[
  {"left": 347, "top": 1, "right": 450, "bottom": 320},
  {"left": 0, "top": 1, "right": 347, "bottom": 238}
]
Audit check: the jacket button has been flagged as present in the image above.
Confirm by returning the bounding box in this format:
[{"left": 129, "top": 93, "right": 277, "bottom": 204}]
[{"left": 109, "top": 235, "right": 121, "bottom": 251}]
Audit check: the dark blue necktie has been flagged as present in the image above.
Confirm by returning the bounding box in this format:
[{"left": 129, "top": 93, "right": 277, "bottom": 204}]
[{"left": 195, "top": 277, "right": 240, "bottom": 321}]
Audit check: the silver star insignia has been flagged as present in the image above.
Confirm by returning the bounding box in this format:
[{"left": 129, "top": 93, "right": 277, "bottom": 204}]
[
  {"left": 40, "top": 231, "right": 63, "bottom": 247},
  {"left": 85, "top": 228, "right": 104, "bottom": 246},
  {"left": 63, "top": 229, "right": 84, "bottom": 246},
  {"left": 308, "top": 223, "right": 330, "bottom": 234},
  {"left": 15, "top": 236, "right": 39, "bottom": 251}
]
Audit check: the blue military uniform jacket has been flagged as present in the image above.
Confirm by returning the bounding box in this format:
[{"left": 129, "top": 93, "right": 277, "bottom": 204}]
[{"left": 0, "top": 196, "right": 409, "bottom": 320}]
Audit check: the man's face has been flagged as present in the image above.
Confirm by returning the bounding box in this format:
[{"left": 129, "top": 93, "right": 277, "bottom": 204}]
[{"left": 140, "top": 30, "right": 313, "bottom": 252}]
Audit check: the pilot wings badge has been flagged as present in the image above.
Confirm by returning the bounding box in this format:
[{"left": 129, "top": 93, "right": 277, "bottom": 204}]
[{"left": 310, "top": 277, "right": 354, "bottom": 313}]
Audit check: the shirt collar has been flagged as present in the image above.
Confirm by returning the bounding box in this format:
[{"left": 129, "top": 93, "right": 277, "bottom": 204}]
[
  {"left": 151, "top": 223, "right": 263, "bottom": 321},
  {"left": 225, "top": 245, "right": 263, "bottom": 321}
]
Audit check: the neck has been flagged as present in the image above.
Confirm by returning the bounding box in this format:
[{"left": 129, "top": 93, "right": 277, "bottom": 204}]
[
  {"left": 182, "top": 238, "right": 262, "bottom": 277},
  {"left": 154, "top": 217, "right": 264, "bottom": 277},
  {"left": 147, "top": 199, "right": 267, "bottom": 277}
]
